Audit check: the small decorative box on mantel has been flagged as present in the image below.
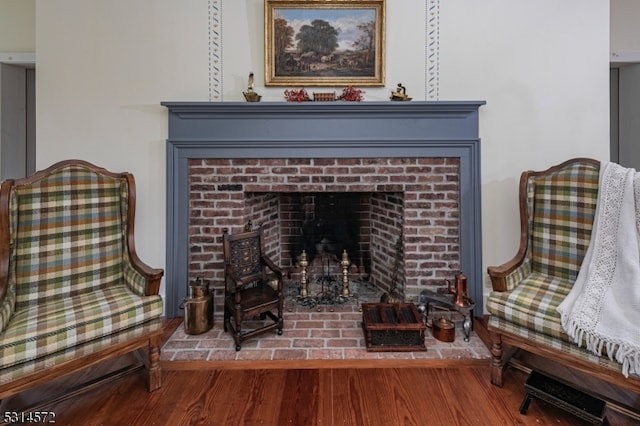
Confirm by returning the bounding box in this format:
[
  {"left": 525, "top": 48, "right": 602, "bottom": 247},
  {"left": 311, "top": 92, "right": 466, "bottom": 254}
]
[
  {"left": 361, "top": 303, "right": 427, "bottom": 352},
  {"left": 313, "top": 92, "right": 336, "bottom": 102}
]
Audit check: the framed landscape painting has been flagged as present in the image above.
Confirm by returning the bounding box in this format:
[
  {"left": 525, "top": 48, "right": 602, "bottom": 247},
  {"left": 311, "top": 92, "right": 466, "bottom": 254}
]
[{"left": 264, "top": 0, "right": 386, "bottom": 86}]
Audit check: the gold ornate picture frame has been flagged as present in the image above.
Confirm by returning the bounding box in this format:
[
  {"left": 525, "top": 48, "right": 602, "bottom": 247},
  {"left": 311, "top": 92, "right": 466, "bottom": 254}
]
[{"left": 265, "top": 0, "right": 385, "bottom": 87}]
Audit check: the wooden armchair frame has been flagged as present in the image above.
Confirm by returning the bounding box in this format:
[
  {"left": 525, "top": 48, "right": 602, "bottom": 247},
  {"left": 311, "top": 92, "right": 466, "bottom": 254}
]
[
  {"left": 0, "top": 160, "right": 164, "bottom": 401},
  {"left": 487, "top": 158, "right": 640, "bottom": 395}
]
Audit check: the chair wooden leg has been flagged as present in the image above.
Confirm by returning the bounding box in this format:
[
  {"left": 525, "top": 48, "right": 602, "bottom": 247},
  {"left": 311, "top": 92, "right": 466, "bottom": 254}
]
[
  {"left": 490, "top": 331, "right": 505, "bottom": 387},
  {"left": 277, "top": 297, "right": 283, "bottom": 335},
  {"left": 148, "top": 336, "right": 162, "bottom": 392},
  {"left": 234, "top": 304, "right": 242, "bottom": 351},
  {"left": 277, "top": 311, "right": 283, "bottom": 335}
]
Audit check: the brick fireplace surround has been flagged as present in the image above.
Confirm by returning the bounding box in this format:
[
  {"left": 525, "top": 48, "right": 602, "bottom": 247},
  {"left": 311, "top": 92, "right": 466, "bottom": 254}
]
[{"left": 162, "top": 101, "right": 485, "bottom": 318}]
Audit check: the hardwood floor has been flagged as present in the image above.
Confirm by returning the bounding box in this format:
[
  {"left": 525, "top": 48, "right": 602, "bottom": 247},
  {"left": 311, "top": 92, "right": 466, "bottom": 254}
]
[
  {"left": 1, "top": 319, "right": 637, "bottom": 425},
  {"left": 1, "top": 362, "right": 636, "bottom": 425}
]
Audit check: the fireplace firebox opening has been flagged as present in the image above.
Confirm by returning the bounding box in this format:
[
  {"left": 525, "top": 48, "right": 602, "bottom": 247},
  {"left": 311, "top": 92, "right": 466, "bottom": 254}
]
[{"left": 246, "top": 191, "right": 405, "bottom": 299}]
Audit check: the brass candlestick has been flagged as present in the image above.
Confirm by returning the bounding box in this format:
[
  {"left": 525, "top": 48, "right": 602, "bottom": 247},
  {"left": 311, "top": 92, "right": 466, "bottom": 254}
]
[
  {"left": 341, "top": 250, "right": 350, "bottom": 296},
  {"left": 299, "top": 250, "right": 308, "bottom": 298}
]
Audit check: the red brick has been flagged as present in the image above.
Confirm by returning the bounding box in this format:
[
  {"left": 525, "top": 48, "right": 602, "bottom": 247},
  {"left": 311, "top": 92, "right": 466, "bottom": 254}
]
[
  {"left": 293, "top": 339, "right": 325, "bottom": 348},
  {"left": 326, "top": 339, "right": 360, "bottom": 348},
  {"left": 294, "top": 321, "right": 327, "bottom": 329}
]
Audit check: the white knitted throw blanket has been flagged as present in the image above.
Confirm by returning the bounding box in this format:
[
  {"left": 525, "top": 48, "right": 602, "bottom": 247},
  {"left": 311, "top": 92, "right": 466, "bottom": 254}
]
[{"left": 557, "top": 161, "right": 640, "bottom": 378}]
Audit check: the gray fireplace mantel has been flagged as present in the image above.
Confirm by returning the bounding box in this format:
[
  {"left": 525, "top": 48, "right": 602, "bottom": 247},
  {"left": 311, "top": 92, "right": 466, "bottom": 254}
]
[{"left": 162, "top": 101, "right": 485, "bottom": 317}]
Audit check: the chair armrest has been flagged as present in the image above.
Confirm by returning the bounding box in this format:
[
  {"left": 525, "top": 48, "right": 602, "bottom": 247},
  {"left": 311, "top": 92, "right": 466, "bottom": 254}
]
[
  {"left": 487, "top": 257, "right": 531, "bottom": 292},
  {"left": 0, "top": 286, "right": 15, "bottom": 334},
  {"left": 0, "top": 181, "right": 11, "bottom": 304},
  {"left": 120, "top": 173, "right": 163, "bottom": 296},
  {"left": 261, "top": 255, "right": 283, "bottom": 278},
  {"left": 0, "top": 182, "right": 15, "bottom": 332},
  {"left": 124, "top": 254, "right": 164, "bottom": 296},
  {"left": 0, "top": 246, "right": 14, "bottom": 335},
  {"left": 487, "top": 225, "right": 529, "bottom": 292},
  {"left": 488, "top": 169, "right": 534, "bottom": 292},
  {"left": 225, "top": 265, "right": 245, "bottom": 292},
  {"left": 0, "top": 247, "right": 8, "bottom": 306}
]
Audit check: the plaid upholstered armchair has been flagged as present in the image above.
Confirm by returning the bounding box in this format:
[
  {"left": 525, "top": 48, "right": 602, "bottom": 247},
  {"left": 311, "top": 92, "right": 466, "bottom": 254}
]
[
  {"left": 0, "top": 160, "right": 164, "bottom": 400},
  {"left": 486, "top": 158, "right": 640, "bottom": 395}
]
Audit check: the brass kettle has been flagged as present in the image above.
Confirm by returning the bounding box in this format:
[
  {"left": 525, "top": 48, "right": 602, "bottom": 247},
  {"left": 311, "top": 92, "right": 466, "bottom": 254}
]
[
  {"left": 447, "top": 273, "right": 471, "bottom": 307},
  {"left": 182, "top": 277, "right": 214, "bottom": 335}
]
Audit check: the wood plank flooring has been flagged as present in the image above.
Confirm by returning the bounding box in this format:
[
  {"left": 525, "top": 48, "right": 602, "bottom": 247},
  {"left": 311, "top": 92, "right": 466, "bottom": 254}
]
[
  {"left": 2, "top": 363, "right": 637, "bottom": 425},
  {"left": 1, "top": 318, "right": 637, "bottom": 425}
]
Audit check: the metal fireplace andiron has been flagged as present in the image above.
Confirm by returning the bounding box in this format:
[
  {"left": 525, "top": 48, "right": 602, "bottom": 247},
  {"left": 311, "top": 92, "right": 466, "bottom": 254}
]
[{"left": 296, "top": 249, "right": 353, "bottom": 308}]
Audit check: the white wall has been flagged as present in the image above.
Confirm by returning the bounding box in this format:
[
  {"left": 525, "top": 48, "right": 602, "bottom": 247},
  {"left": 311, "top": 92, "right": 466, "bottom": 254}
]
[
  {"left": 36, "top": 1, "right": 210, "bottom": 299},
  {"left": 611, "top": 0, "right": 640, "bottom": 57},
  {"left": 0, "top": 0, "right": 35, "bottom": 52},
  {"left": 34, "top": 0, "right": 610, "bottom": 312},
  {"left": 439, "top": 0, "right": 610, "bottom": 293}
]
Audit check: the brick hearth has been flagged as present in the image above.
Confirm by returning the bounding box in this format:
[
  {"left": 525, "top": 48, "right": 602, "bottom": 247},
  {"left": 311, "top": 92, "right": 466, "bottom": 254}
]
[{"left": 161, "top": 303, "right": 491, "bottom": 362}]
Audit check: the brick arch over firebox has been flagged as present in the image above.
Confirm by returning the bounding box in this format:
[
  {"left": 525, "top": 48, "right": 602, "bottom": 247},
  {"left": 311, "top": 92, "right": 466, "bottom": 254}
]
[{"left": 162, "top": 101, "right": 484, "bottom": 317}]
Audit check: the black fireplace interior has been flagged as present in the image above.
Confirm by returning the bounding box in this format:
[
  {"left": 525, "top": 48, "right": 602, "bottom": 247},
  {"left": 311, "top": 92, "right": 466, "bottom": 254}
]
[{"left": 294, "top": 193, "right": 367, "bottom": 269}]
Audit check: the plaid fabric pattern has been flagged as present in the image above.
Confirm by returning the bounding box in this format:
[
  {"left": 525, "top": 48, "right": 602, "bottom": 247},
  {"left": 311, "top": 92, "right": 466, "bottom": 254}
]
[
  {"left": 529, "top": 162, "right": 600, "bottom": 280},
  {"left": 503, "top": 258, "right": 531, "bottom": 292},
  {"left": 11, "top": 165, "right": 127, "bottom": 310},
  {"left": 123, "top": 259, "right": 148, "bottom": 296},
  {"left": 116, "top": 182, "right": 148, "bottom": 297},
  {"left": 0, "top": 162, "right": 164, "bottom": 381},
  {"left": 0, "top": 285, "right": 162, "bottom": 371},
  {"left": 0, "top": 286, "right": 16, "bottom": 334},
  {"left": 0, "top": 316, "right": 163, "bottom": 385},
  {"left": 487, "top": 272, "right": 573, "bottom": 340}
]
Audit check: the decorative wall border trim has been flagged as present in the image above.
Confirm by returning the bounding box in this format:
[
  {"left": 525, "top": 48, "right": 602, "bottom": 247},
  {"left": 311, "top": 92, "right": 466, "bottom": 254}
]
[
  {"left": 426, "top": 0, "right": 440, "bottom": 101},
  {"left": 208, "top": 0, "right": 222, "bottom": 101}
]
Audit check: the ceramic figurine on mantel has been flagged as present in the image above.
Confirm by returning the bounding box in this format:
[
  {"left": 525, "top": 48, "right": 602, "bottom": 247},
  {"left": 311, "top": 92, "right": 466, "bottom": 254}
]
[
  {"left": 390, "top": 83, "right": 412, "bottom": 101},
  {"left": 242, "top": 72, "right": 261, "bottom": 102}
]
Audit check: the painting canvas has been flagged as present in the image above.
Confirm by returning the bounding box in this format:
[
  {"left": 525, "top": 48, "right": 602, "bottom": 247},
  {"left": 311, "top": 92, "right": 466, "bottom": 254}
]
[{"left": 265, "top": 0, "right": 385, "bottom": 86}]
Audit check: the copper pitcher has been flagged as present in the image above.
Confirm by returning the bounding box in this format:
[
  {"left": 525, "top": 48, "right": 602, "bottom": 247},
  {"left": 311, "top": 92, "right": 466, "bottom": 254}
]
[{"left": 447, "top": 273, "right": 471, "bottom": 307}]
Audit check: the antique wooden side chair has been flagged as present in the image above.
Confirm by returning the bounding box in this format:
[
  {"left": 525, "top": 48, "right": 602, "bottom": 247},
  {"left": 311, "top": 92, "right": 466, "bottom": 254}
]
[{"left": 222, "top": 224, "right": 283, "bottom": 350}]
